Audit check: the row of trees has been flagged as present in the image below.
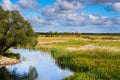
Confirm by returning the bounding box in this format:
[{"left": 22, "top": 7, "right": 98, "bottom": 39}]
[
  {"left": 0, "top": 6, "right": 37, "bottom": 54},
  {"left": 38, "top": 31, "right": 81, "bottom": 37}
]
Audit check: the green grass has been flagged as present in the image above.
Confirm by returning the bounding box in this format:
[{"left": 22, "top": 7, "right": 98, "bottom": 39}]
[
  {"left": 51, "top": 47, "right": 120, "bottom": 80},
  {"left": 51, "top": 40, "right": 94, "bottom": 47},
  {"left": 64, "top": 68, "right": 120, "bottom": 80},
  {"left": 3, "top": 50, "right": 20, "bottom": 59},
  {"left": 37, "top": 35, "right": 120, "bottom": 80}
]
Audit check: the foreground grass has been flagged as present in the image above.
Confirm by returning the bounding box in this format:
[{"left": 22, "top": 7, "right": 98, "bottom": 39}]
[
  {"left": 36, "top": 35, "right": 120, "bottom": 80},
  {"left": 51, "top": 48, "right": 120, "bottom": 80}
]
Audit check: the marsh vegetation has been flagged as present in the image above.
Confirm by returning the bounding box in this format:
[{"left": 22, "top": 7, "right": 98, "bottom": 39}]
[{"left": 36, "top": 34, "right": 120, "bottom": 80}]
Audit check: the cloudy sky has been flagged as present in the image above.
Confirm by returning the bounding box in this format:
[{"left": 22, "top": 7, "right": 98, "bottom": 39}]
[{"left": 0, "top": 0, "right": 120, "bottom": 33}]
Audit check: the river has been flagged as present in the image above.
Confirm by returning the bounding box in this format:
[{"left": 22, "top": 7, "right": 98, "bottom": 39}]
[{"left": 0, "top": 48, "right": 73, "bottom": 80}]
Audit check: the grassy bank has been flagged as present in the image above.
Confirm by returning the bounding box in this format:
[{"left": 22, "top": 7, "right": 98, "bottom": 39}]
[
  {"left": 1, "top": 50, "right": 20, "bottom": 59},
  {"left": 36, "top": 35, "right": 120, "bottom": 80},
  {"left": 0, "top": 50, "right": 20, "bottom": 67}
]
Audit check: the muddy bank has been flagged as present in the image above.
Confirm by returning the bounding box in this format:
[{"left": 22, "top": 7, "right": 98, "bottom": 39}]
[{"left": 0, "top": 56, "right": 20, "bottom": 67}]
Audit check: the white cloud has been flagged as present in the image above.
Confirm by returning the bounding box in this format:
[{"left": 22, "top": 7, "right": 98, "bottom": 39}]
[
  {"left": 41, "top": 6, "right": 57, "bottom": 20},
  {"left": 66, "top": 13, "right": 85, "bottom": 24},
  {"left": 112, "top": 2, "right": 120, "bottom": 11},
  {"left": 55, "top": 0, "right": 84, "bottom": 13},
  {"left": 0, "top": 0, "right": 119, "bottom": 33},
  {"left": 88, "top": 15, "right": 99, "bottom": 22},
  {"left": 42, "top": 5, "right": 112, "bottom": 26},
  {"left": 68, "top": 0, "right": 120, "bottom": 4},
  {"left": 31, "top": 9, "right": 114, "bottom": 32},
  {"left": 0, "top": 0, "right": 20, "bottom": 11},
  {"left": 114, "top": 17, "right": 120, "bottom": 25},
  {"left": 0, "top": 0, "right": 39, "bottom": 11},
  {"left": 18, "top": 0, "right": 39, "bottom": 10},
  {"left": 56, "top": 0, "right": 120, "bottom": 12}
]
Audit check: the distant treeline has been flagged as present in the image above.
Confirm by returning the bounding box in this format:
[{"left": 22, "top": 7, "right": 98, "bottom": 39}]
[
  {"left": 37, "top": 32, "right": 120, "bottom": 37},
  {"left": 37, "top": 32, "right": 81, "bottom": 37}
]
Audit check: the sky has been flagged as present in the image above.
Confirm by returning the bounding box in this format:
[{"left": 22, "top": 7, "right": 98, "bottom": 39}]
[{"left": 0, "top": 0, "right": 120, "bottom": 33}]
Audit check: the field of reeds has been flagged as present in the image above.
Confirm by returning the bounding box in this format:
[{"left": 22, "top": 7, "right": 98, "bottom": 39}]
[{"left": 36, "top": 34, "right": 120, "bottom": 80}]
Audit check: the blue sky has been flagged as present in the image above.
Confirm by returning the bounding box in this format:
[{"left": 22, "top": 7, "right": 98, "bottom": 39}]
[
  {"left": 0, "top": 0, "right": 120, "bottom": 33},
  {"left": 37, "top": 0, "right": 55, "bottom": 6}
]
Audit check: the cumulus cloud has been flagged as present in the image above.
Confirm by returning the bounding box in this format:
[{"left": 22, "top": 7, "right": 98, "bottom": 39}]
[
  {"left": 31, "top": 11, "right": 114, "bottom": 29},
  {"left": 87, "top": 0, "right": 120, "bottom": 4},
  {"left": 18, "top": 0, "right": 39, "bottom": 10},
  {"left": 40, "top": 2, "right": 113, "bottom": 27},
  {"left": 0, "top": 0, "right": 119, "bottom": 32},
  {"left": 54, "top": 0, "right": 84, "bottom": 13},
  {"left": 30, "top": 14, "right": 120, "bottom": 33},
  {"left": 0, "top": 0, "right": 20, "bottom": 11},
  {"left": 28, "top": 0, "right": 120, "bottom": 32},
  {"left": 55, "top": 0, "right": 120, "bottom": 12},
  {"left": 0, "top": 0, "right": 39, "bottom": 11},
  {"left": 41, "top": 0, "right": 84, "bottom": 15},
  {"left": 67, "top": 0, "right": 120, "bottom": 4},
  {"left": 113, "top": 17, "right": 120, "bottom": 25},
  {"left": 19, "top": 0, "right": 120, "bottom": 33},
  {"left": 112, "top": 2, "right": 120, "bottom": 11}
]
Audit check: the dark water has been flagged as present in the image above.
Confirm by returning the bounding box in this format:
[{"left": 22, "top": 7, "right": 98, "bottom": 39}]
[{"left": 0, "top": 49, "right": 72, "bottom": 80}]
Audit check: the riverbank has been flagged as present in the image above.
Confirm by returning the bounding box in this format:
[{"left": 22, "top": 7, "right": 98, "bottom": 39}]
[
  {"left": 36, "top": 35, "right": 120, "bottom": 80},
  {"left": 0, "top": 55, "right": 20, "bottom": 67}
]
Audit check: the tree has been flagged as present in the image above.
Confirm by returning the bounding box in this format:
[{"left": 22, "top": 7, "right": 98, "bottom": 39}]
[{"left": 0, "top": 6, "right": 37, "bottom": 54}]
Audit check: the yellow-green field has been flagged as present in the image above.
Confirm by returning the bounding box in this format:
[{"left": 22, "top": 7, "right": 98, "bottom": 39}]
[{"left": 36, "top": 35, "right": 120, "bottom": 80}]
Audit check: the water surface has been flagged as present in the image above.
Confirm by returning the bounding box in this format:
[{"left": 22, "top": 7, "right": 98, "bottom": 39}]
[{"left": 0, "top": 48, "right": 72, "bottom": 80}]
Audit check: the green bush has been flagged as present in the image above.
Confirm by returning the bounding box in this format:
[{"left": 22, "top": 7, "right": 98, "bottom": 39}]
[{"left": 3, "top": 50, "right": 20, "bottom": 59}]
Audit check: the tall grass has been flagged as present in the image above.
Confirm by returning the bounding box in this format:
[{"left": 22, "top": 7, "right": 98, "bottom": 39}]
[
  {"left": 37, "top": 35, "right": 120, "bottom": 80},
  {"left": 51, "top": 47, "right": 120, "bottom": 80}
]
